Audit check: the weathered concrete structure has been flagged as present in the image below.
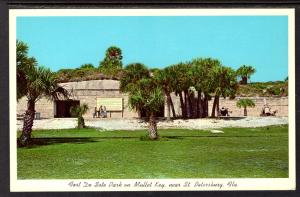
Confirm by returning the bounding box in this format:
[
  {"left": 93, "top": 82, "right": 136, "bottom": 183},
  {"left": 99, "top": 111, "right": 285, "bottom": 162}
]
[
  {"left": 17, "top": 80, "right": 137, "bottom": 119},
  {"left": 166, "top": 94, "right": 288, "bottom": 118},
  {"left": 17, "top": 80, "right": 288, "bottom": 119},
  {"left": 213, "top": 96, "right": 288, "bottom": 117}
]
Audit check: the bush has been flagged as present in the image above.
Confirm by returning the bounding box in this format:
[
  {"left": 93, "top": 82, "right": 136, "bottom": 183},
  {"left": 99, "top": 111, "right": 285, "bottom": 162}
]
[{"left": 140, "top": 134, "right": 161, "bottom": 141}]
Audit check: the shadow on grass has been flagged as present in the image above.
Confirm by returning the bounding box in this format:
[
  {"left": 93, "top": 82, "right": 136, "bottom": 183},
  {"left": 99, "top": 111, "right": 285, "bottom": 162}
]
[
  {"left": 19, "top": 136, "right": 141, "bottom": 148},
  {"left": 163, "top": 135, "right": 267, "bottom": 140},
  {"left": 20, "top": 137, "right": 99, "bottom": 148},
  {"left": 18, "top": 134, "right": 271, "bottom": 148}
]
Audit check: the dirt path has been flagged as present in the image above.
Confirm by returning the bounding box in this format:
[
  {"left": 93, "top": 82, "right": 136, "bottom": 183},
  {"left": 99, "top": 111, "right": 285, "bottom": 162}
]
[{"left": 17, "top": 116, "right": 288, "bottom": 130}]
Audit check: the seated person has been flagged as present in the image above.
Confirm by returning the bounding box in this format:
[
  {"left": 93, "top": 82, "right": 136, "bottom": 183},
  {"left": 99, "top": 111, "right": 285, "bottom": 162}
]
[
  {"left": 93, "top": 107, "right": 98, "bottom": 118},
  {"left": 264, "top": 106, "right": 271, "bottom": 116},
  {"left": 220, "top": 107, "right": 229, "bottom": 116},
  {"left": 103, "top": 106, "right": 108, "bottom": 118},
  {"left": 99, "top": 106, "right": 104, "bottom": 118}
]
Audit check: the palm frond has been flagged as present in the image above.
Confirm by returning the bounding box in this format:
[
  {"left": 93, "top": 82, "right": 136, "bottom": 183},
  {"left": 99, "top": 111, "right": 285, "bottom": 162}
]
[{"left": 236, "top": 99, "right": 256, "bottom": 108}]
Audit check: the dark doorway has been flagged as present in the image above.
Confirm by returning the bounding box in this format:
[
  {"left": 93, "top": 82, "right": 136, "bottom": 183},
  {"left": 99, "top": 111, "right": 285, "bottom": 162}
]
[
  {"left": 55, "top": 100, "right": 80, "bottom": 118},
  {"left": 140, "top": 105, "right": 164, "bottom": 118}
]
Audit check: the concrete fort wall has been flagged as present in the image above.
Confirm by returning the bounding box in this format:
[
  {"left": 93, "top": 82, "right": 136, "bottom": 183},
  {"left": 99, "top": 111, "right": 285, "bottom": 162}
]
[
  {"left": 17, "top": 91, "right": 138, "bottom": 119},
  {"left": 212, "top": 96, "right": 288, "bottom": 117},
  {"left": 17, "top": 80, "right": 288, "bottom": 119},
  {"left": 67, "top": 89, "right": 137, "bottom": 119},
  {"left": 17, "top": 97, "right": 55, "bottom": 119},
  {"left": 166, "top": 94, "right": 288, "bottom": 117},
  {"left": 17, "top": 95, "right": 288, "bottom": 119}
]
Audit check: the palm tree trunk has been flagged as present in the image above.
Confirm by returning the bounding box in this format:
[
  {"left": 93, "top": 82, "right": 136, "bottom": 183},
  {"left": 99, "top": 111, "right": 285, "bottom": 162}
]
[
  {"left": 197, "top": 90, "right": 202, "bottom": 118},
  {"left": 188, "top": 94, "right": 197, "bottom": 118},
  {"left": 166, "top": 96, "right": 171, "bottom": 121},
  {"left": 169, "top": 95, "right": 176, "bottom": 118},
  {"left": 78, "top": 116, "right": 85, "bottom": 128},
  {"left": 216, "top": 97, "right": 220, "bottom": 117},
  {"left": 202, "top": 94, "right": 209, "bottom": 118},
  {"left": 179, "top": 91, "right": 186, "bottom": 118},
  {"left": 196, "top": 91, "right": 200, "bottom": 118},
  {"left": 148, "top": 112, "right": 158, "bottom": 140},
  {"left": 244, "top": 107, "right": 247, "bottom": 116},
  {"left": 19, "top": 100, "right": 35, "bottom": 146},
  {"left": 211, "top": 95, "right": 219, "bottom": 118},
  {"left": 205, "top": 96, "right": 209, "bottom": 117},
  {"left": 165, "top": 88, "right": 172, "bottom": 121},
  {"left": 242, "top": 77, "right": 247, "bottom": 85},
  {"left": 184, "top": 90, "right": 191, "bottom": 118}
]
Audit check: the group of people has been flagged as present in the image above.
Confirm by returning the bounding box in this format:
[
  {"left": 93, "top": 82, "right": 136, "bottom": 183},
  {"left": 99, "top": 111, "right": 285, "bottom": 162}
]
[
  {"left": 93, "top": 105, "right": 108, "bottom": 118},
  {"left": 261, "top": 104, "right": 277, "bottom": 116},
  {"left": 218, "top": 104, "right": 277, "bottom": 117}
]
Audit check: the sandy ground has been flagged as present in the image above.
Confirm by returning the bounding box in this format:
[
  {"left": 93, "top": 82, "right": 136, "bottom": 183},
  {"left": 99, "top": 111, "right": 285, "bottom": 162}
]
[{"left": 16, "top": 116, "right": 288, "bottom": 131}]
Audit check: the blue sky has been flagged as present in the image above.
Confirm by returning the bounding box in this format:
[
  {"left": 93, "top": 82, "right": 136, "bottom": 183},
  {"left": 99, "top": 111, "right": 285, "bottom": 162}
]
[{"left": 17, "top": 16, "right": 288, "bottom": 82}]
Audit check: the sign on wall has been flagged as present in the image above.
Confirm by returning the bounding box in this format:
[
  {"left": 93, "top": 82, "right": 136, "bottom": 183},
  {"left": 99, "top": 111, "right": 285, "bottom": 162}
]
[{"left": 96, "top": 98, "right": 123, "bottom": 111}]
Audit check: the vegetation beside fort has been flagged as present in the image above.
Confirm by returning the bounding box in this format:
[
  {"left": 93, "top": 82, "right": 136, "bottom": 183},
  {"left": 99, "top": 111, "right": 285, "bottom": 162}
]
[{"left": 55, "top": 66, "right": 288, "bottom": 97}]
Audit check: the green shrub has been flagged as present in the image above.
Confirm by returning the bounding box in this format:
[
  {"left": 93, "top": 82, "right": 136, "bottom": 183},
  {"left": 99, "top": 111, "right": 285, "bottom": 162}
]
[{"left": 140, "top": 134, "right": 161, "bottom": 141}]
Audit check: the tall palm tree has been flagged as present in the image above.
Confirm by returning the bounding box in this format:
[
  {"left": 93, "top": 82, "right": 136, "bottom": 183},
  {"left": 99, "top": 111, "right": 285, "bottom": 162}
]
[
  {"left": 190, "top": 58, "right": 220, "bottom": 118},
  {"left": 167, "top": 64, "right": 186, "bottom": 118},
  {"left": 211, "top": 66, "right": 238, "bottom": 118},
  {"left": 70, "top": 103, "right": 89, "bottom": 129},
  {"left": 236, "top": 65, "right": 256, "bottom": 85},
  {"left": 17, "top": 40, "right": 37, "bottom": 100},
  {"left": 119, "top": 63, "right": 150, "bottom": 92},
  {"left": 236, "top": 98, "right": 255, "bottom": 116},
  {"left": 18, "top": 66, "right": 69, "bottom": 146},
  {"left": 119, "top": 63, "right": 150, "bottom": 118},
  {"left": 153, "top": 68, "right": 176, "bottom": 121},
  {"left": 168, "top": 63, "right": 192, "bottom": 119}
]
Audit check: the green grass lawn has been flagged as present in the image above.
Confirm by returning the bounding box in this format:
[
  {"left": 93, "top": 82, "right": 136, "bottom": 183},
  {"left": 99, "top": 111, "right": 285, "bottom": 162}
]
[{"left": 17, "top": 125, "right": 288, "bottom": 179}]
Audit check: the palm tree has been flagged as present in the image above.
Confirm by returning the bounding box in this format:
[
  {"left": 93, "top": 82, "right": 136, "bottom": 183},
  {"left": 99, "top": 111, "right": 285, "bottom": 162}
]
[
  {"left": 128, "top": 78, "right": 164, "bottom": 139},
  {"left": 119, "top": 63, "right": 150, "bottom": 92},
  {"left": 167, "top": 64, "right": 186, "bottom": 118},
  {"left": 211, "top": 66, "right": 238, "bottom": 118},
  {"left": 119, "top": 63, "right": 150, "bottom": 117},
  {"left": 70, "top": 104, "right": 89, "bottom": 129},
  {"left": 18, "top": 66, "right": 69, "bottom": 146},
  {"left": 17, "top": 40, "right": 37, "bottom": 100},
  {"left": 120, "top": 64, "right": 164, "bottom": 139},
  {"left": 168, "top": 63, "right": 192, "bottom": 119},
  {"left": 236, "top": 98, "right": 255, "bottom": 116},
  {"left": 191, "top": 58, "right": 221, "bottom": 118},
  {"left": 153, "top": 68, "right": 176, "bottom": 121},
  {"left": 99, "top": 46, "right": 123, "bottom": 77},
  {"left": 236, "top": 65, "right": 256, "bottom": 85}
]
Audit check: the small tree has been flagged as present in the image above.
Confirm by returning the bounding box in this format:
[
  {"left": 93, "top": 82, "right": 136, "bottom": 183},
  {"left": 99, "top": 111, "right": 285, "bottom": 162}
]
[
  {"left": 70, "top": 104, "right": 89, "bottom": 129},
  {"left": 236, "top": 99, "right": 255, "bottom": 116},
  {"left": 120, "top": 64, "right": 164, "bottom": 140},
  {"left": 128, "top": 78, "right": 164, "bottom": 140},
  {"left": 236, "top": 65, "right": 256, "bottom": 85},
  {"left": 99, "top": 46, "right": 123, "bottom": 77},
  {"left": 17, "top": 41, "right": 70, "bottom": 146},
  {"left": 18, "top": 66, "right": 69, "bottom": 146},
  {"left": 80, "top": 63, "right": 95, "bottom": 69}
]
